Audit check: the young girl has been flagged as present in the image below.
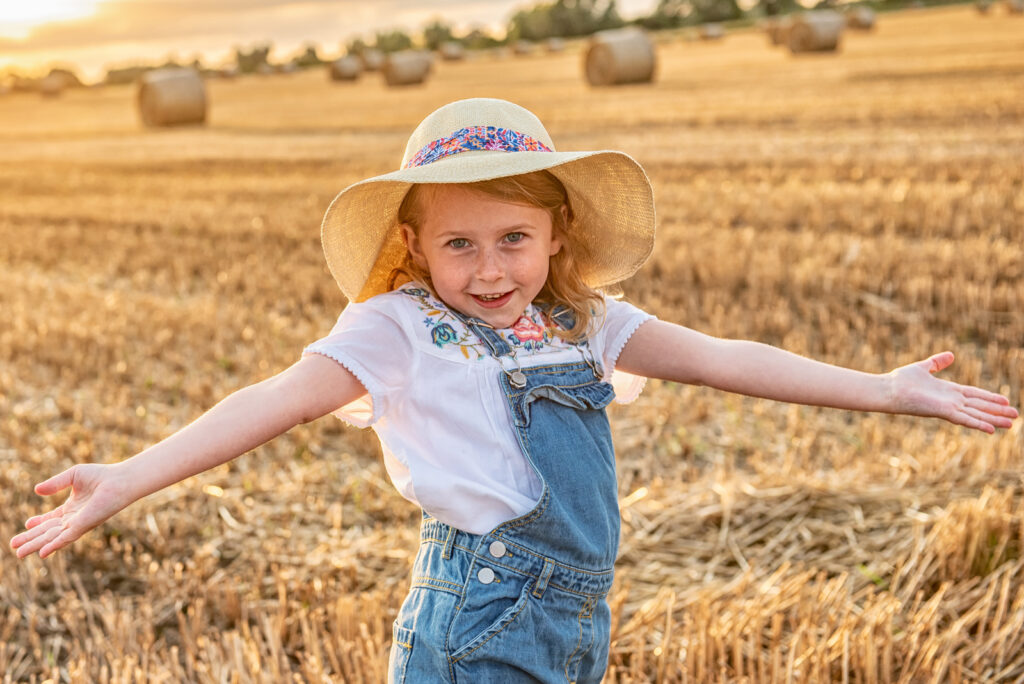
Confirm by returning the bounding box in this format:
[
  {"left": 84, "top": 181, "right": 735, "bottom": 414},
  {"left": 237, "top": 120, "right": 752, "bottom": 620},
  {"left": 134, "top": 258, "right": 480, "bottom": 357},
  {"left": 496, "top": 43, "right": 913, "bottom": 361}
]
[{"left": 11, "top": 98, "right": 1018, "bottom": 682}]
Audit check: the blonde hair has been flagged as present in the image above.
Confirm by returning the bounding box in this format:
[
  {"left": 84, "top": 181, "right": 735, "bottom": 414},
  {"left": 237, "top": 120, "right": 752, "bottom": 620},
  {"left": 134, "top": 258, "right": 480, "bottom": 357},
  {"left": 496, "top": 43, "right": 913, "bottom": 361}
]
[{"left": 388, "top": 170, "right": 603, "bottom": 342}]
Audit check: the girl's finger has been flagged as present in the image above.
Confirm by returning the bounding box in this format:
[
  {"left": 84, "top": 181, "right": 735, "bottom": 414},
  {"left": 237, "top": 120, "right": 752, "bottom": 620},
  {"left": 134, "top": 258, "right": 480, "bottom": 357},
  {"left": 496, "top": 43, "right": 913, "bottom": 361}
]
[
  {"left": 10, "top": 516, "right": 58, "bottom": 549},
  {"left": 40, "top": 526, "right": 82, "bottom": 559},
  {"left": 962, "top": 385, "right": 1013, "bottom": 406},
  {"left": 34, "top": 467, "right": 77, "bottom": 497},
  {"left": 924, "top": 351, "right": 955, "bottom": 374},
  {"left": 13, "top": 519, "right": 63, "bottom": 559},
  {"left": 960, "top": 406, "right": 998, "bottom": 433},
  {"left": 24, "top": 505, "right": 66, "bottom": 530},
  {"left": 964, "top": 397, "right": 1019, "bottom": 420}
]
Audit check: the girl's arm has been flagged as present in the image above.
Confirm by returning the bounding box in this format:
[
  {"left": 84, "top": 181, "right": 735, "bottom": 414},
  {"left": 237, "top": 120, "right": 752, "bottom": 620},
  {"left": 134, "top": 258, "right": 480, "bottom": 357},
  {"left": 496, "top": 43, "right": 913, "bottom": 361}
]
[
  {"left": 617, "top": 319, "right": 1018, "bottom": 433},
  {"left": 10, "top": 354, "right": 365, "bottom": 559}
]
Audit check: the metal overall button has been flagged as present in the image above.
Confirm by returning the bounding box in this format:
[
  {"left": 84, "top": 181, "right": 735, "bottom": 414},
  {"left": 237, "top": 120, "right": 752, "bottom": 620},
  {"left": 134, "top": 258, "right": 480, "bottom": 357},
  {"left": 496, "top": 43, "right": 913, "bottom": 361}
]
[
  {"left": 488, "top": 541, "right": 507, "bottom": 558},
  {"left": 477, "top": 567, "right": 496, "bottom": 584},
  {"left": 501, "top": 348, "right": 527, "bottom": 388}
]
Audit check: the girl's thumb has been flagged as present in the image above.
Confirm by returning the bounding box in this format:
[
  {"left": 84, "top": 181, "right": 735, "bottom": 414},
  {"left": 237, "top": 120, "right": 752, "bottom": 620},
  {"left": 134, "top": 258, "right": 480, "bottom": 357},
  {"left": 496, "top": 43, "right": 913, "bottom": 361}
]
[
  {"left": 35, "top": 466, "right": 77, "bottom": 496},
  {"left": 924, "top": 351, "right": 955, "bottom": 374}
]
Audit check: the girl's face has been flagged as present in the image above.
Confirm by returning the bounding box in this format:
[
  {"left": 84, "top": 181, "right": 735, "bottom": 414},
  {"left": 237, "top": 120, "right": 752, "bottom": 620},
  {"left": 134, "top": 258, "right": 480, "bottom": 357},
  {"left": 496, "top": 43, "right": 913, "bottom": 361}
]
[{"left": 402, "top": 185, "right": 562, "bottom": 329}]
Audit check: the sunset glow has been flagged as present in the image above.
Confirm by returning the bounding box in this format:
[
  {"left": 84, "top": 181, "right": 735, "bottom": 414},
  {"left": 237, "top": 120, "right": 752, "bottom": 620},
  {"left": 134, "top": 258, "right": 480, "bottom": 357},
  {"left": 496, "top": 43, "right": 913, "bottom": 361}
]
[{"left": 0, "top": 0, "right": 101, "bottom": 39}]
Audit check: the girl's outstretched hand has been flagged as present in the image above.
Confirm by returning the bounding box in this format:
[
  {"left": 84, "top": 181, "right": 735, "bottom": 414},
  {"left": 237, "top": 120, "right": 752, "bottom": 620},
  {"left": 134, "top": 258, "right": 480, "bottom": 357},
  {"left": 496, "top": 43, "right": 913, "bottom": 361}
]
[
  {"left": 10, "top": 463, "right": 134, "bottom": 559},
  {"left": 888, "top": 351, "right": 1019, "bottom": 433}
]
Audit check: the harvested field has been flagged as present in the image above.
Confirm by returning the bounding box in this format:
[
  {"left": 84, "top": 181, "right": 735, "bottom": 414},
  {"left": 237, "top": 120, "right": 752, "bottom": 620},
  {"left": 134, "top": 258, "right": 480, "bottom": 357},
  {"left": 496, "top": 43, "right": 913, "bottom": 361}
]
[{"left": 1, "top": 5, "right": 1023, "bottom": 681}]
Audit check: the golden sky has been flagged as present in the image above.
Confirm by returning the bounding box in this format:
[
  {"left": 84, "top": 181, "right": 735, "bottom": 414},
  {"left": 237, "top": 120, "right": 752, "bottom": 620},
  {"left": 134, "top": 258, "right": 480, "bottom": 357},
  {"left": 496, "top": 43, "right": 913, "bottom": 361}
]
[{"left": 0, "top": 0, "right": 657, "bottom": 82}]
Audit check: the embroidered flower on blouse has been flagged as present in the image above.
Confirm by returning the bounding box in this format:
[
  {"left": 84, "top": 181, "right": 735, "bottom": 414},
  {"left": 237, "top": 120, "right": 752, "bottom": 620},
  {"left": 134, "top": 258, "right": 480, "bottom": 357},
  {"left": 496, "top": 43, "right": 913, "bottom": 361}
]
[
  {"left": 399, "top": 283, "right": 573, "bottom": 359},
  {"left": 430, "top": 323, "right": 458, "bottom": 348},
  {"left": 505, "top": 314, "right": 555, "bottom": 352},
  {"left": 401, "top": 285, "right": 486, "bottom": 359},
  {"left": 511, "top": 316, "right": 545, "bottom": 343}
]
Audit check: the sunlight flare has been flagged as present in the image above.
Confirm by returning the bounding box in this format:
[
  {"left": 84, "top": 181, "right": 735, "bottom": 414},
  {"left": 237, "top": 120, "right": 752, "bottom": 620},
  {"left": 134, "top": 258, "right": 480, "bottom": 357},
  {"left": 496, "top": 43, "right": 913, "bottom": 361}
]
[{"left": 0, "top": 0, "right": 102, "bottom": 39}]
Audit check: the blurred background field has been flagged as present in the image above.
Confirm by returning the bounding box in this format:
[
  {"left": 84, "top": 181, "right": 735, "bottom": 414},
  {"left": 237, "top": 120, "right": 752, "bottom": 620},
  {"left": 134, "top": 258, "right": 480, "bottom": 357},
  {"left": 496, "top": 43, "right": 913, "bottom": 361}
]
[{"left": 1, "top": 5, "right": 1023, "bottom": 682}]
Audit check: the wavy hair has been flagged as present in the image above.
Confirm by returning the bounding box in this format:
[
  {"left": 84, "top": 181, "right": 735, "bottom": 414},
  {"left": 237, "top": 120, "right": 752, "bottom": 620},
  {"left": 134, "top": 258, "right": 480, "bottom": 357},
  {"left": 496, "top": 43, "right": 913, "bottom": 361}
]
[{"left": 387, "top": 170, "right": 603, "bottom": 341}]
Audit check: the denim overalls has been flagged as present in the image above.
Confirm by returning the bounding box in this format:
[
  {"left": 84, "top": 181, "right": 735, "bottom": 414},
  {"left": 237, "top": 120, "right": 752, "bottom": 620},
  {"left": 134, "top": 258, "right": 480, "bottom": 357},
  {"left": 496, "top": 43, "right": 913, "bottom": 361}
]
[{"left": 388, "top": 308, "right": 620, "bottom": 683}]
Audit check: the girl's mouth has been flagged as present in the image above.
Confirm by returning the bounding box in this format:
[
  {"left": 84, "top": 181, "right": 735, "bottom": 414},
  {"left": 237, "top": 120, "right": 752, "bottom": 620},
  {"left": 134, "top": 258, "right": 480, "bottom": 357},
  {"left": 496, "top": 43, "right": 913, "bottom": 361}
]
[{"left": 471, "top": 291, "right": 514, "bottom": 308}]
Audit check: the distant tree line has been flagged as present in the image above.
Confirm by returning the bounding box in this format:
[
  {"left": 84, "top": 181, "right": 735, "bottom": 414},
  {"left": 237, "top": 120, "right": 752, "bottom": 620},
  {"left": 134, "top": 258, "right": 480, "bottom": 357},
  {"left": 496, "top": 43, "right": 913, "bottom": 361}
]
[{"left": 0, "top": 0, "right": 968, "bottom": 89}]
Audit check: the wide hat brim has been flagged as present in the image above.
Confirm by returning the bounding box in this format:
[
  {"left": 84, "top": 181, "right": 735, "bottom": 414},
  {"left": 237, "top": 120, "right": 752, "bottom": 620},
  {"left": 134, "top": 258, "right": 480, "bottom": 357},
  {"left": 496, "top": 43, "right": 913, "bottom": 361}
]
[{"left": 320, "top": 102, "right": 656, "bottom": 303}]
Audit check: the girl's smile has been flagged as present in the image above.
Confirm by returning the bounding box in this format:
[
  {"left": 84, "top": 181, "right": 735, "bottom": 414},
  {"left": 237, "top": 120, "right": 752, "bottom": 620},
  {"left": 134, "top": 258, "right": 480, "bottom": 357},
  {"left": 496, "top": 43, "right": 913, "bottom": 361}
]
[{"left": 402, "top": 185, "right": 562, "bottom": 329}]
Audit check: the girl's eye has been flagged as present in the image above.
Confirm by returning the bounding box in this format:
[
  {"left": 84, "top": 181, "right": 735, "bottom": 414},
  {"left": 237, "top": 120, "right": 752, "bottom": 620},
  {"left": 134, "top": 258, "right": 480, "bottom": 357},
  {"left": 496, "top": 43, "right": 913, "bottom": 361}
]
[
  {"left": 505, "top": 232, "right": 524, "bottom": 244},
  {"left": 448, "top": 238, "right": 469, "bottom": 249}
]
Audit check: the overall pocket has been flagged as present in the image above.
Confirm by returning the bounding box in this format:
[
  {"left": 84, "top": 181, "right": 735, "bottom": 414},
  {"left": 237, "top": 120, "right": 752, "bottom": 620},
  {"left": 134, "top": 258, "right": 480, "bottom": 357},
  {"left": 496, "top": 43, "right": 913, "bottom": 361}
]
[
  {"left": 449, "top": 571, "right": 535, "bottom": 663},
  {"left": 387, "top": 622, "right": 415, "bottom": 684}
]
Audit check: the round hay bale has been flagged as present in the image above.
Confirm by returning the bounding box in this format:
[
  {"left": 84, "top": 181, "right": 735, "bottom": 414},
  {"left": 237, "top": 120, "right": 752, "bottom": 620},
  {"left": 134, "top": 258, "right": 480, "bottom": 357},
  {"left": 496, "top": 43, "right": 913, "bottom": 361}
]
[
  {"left": 765, "top": 17, "right": 793, "bottom": 46},
  {"left": 137, "top": 68, "right": 206, "bottom": 127},
  {"left": 513, "top": 40, "right": 535, "bottom": 56},
  {"left": 787, "top": 11, "right": 844, "bottom": 53},
  {"left": 584, "top": 28, "right": 656, "bottom": 86},
  {"left": 329, "top": 56, "right": 361, "bottom": 81},
  {"left": 439, "top": 41, "right": 465, "bottom": 61},
  {"left": 383, "top": 51, "right": 432, "bottom": 86},
  {"left": 845, "top": 6, "right": 876, "bottom": 29},
  {"left": 699, "top": 23, "right": 726, "bottom": 40},
  {"left": 38, "top": 74, "right": 65, "bottom": 98},
  {"left": 546, "top": 37, "right": 566, "bottom": 53},
  {"left": 1008, "top": 0, "right": 1024, "bottom": 13},
  {"left": 360, "top": 49, "right": 385, "bottom": 71}
]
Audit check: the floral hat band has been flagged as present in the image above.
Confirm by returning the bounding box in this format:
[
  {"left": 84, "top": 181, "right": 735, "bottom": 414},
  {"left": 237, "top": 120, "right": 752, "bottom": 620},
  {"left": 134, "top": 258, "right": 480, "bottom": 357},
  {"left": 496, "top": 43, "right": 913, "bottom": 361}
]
[{"left": 404, "top": 126, "right": 554, "bottom": 169}]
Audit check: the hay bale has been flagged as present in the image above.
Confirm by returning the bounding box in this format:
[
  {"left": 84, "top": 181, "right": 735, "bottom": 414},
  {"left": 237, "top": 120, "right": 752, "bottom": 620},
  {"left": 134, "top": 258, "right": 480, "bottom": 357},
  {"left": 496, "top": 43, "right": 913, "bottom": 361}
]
[
  {"left": 137, "top": 68, "right": 206, "bottom": 127},
  {"left": 513, "top": 40, "right": 534, "bottom": 56},
  {"left": 382, "top": 51, "right": 432, "bottom": 87},
  {"left": 699, "top": 23, "right": 726, "bottom": 40},
  {"left": 546, "top": 37, "right": 566, "bottom": 53},
  {"left": 584, "top": 28, "right": 656, "bottom": 86},
  {"left": 439, "top": 41, "right": 465, "bottom": 61},
  {"left": 845, "top": 6, "right": 876, "bottom": 29},
  {"left": 38, "top": 74, "right": 65, "bottom": 98},
  {"left": 787, "top": 11, "right": 844, "bottom": 53},
  {"left": 329, "top": 56, "right": 361, "bottom": 81},
  {"left": 360, "top": 49, "right": 385, "bottom": 71},
  {"left": 766, "top": 17, "right": 793, "bottom": 46}
]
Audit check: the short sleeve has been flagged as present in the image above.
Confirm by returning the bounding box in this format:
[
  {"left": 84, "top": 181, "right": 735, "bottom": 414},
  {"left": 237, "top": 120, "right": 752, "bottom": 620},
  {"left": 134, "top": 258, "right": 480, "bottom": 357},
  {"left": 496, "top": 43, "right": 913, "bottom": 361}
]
[
  {"left": 591, "top": 296, "right": 656, "bottom": 404},
  {"left": 301, "top": 297, "right": 415, "bottom": 427}
]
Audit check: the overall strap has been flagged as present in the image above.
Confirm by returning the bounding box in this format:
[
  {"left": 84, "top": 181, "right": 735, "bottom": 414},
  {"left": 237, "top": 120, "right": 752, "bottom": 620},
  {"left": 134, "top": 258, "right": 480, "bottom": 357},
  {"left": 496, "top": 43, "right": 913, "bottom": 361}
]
[
  {"left": 536, "top": 302, "right": 576, "bottom": 333},
  {"left": 447, "top": 309, "right": 513, "bottom": 358}
]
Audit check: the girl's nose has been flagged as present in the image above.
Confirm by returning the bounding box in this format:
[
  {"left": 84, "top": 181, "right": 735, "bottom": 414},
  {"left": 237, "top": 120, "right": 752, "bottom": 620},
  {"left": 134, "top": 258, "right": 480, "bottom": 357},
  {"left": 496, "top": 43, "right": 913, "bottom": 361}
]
[{"left": 475, "top": 249, "right": 505, "bottom": 281}]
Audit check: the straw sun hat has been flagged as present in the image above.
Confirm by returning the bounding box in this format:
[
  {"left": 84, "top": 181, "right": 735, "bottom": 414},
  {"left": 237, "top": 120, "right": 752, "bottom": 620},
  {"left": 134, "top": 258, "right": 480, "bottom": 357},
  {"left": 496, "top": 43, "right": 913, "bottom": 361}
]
[{"left": 321, "top": 97, "right": 656, "bottom": 302}]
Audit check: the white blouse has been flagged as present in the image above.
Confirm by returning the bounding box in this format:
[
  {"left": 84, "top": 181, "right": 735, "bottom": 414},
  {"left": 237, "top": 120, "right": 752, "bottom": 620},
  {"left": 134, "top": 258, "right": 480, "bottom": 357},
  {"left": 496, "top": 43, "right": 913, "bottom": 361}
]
[{"left": 303, "top": 284, "right": 654, "bottom": 534}]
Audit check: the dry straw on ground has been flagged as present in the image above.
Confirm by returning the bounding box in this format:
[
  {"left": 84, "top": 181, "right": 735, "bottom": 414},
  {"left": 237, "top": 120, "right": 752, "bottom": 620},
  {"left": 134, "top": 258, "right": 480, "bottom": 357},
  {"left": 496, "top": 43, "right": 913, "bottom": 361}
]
[{"left": 1, "top": 5, "right": 1023, "bottom": 682}]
